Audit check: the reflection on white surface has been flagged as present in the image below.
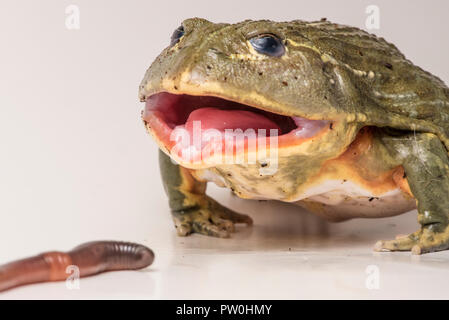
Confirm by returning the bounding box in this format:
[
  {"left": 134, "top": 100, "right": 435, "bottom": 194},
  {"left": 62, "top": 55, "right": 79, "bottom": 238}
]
[{"left": 3, "top": 186, "right": 449, "bottom": 299}]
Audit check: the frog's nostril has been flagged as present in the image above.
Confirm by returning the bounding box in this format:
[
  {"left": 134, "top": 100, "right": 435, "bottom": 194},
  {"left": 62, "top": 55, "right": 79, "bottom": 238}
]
[{"left": 207, "top": 48, "right": 227, "bottom": 58}]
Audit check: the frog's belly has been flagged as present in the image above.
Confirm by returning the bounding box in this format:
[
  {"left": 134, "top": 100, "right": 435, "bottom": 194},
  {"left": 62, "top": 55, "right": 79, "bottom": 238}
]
[
  {"left": 294, "top": 180, "right": 416, "bottom": 222},
  {"left": 197, "top": 169, "right": 416, "bottom": 221}
]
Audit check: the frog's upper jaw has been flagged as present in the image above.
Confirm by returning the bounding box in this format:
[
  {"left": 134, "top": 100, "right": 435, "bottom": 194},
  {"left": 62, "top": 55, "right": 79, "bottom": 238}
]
[{"left": 143, "top": 91, "right": 332, "bottom": 168}]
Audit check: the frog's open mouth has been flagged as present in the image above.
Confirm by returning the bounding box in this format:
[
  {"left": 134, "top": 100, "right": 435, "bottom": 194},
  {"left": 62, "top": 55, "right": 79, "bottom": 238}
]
[{"left": 143, "top": 92, "right": 329, "bottom": 164}]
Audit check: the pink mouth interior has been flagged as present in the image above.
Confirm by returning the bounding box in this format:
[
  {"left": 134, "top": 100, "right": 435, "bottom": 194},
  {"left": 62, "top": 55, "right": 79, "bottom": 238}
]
[
  {"left": 143, "top": 92, "right": 329, "bottom": 146},
  {"left": 185, "top": 107, "right": 281, "bottom": 134}
]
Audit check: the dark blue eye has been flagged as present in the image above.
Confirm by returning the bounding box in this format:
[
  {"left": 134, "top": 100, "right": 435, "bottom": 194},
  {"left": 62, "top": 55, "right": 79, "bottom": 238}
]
[
  {"left": 249, "top": 35, "right": 285, "bottom": 57},
  {"left": 170, "top": 26, "right": 184, "bottom": 46}
]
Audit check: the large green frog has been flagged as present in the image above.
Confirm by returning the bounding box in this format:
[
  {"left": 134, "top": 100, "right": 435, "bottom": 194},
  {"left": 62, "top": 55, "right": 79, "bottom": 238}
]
[{"left": 139, "top": 18, "right": 449, "bottom": 255}]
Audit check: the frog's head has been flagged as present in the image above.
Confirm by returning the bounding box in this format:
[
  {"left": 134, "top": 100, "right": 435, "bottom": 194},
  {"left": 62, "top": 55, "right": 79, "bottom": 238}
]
[{"left": 140, "top": 18, "right": 361, "bottom": 170}]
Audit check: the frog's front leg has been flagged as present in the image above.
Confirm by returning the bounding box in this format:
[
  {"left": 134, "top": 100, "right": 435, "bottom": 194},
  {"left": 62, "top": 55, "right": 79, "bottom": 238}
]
[
  {"left": 375, "top": 131, "right": 449, "bottom": 254},
  {"left": 158, "top": 150, "right": 252, "bottom": 237}
]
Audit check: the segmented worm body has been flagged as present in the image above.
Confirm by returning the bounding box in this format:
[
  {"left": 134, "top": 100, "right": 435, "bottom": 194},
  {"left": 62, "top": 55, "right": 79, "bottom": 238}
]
[{"left": 0, "top": 241, "right": 154, "bottom": 292}]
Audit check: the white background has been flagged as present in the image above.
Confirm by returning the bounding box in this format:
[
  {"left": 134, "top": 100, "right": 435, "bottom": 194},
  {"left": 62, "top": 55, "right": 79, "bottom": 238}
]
[{"left": 1, "top": 0, "right": 449, "bottom": 299}]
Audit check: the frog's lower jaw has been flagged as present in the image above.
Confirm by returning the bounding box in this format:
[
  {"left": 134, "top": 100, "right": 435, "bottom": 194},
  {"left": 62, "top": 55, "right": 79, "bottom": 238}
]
[{"left": 143, "top": 92, "right": 330, "bottom": 167}]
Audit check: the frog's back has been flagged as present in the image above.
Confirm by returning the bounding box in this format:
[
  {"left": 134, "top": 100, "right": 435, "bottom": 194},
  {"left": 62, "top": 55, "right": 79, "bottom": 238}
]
[{"left": 283, "top": 20, "right": 449, "bottom": 147}]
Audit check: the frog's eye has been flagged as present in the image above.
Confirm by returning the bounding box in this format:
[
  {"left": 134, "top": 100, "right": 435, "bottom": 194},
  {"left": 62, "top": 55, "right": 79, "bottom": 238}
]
[
  {"left": 248, "top": 34, "right": 285, "bottom": 57},
  {"left": 170, "top": 25, "right": 184, "bottom": 46}
]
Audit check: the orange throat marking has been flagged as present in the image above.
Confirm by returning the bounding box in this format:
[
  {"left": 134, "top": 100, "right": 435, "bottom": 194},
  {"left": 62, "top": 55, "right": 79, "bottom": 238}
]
[{"left": 313, "top": 127, "right": 413, "bottom": 198}]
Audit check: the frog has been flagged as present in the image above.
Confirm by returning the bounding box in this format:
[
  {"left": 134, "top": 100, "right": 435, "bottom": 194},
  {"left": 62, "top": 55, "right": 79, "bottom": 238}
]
[{"left": 139, "top": 18, "right": 449, "bottom": 255}]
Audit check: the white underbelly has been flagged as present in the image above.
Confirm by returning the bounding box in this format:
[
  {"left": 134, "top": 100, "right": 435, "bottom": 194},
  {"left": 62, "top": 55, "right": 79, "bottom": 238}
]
[
  {"left": 294, "top": 180, "right": 416, "bottom": 221},
  {"left": 296, "top": 187, "right": 416, "bottom": 221},
  {"left": 197, "top": 170, "right": 416, "bottom": 221}
]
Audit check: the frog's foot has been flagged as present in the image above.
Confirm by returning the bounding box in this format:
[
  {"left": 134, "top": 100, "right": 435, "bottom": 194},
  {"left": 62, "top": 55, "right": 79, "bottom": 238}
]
[
  {"left": 374, "top": 226, "right": 449, "bottom": 255},
  {"left": 172, "top": 197, "right": 253, "bottom": 238}
]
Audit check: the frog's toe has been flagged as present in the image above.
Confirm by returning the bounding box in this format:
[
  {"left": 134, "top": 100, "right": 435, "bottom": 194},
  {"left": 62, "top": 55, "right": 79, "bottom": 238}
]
[
  {"left": 192, "top": 219, "right": 231, "bottom": 238},
  {"left": 218, "top": 207, "right": 253, "bottom": 226},
  {"left": 411, "top": 242, "right": 448, "bottom": 255},
  {"left": 173, "top": 213, "right": 231, "bottom": 238},
  {"left": 374, "top": 228, "right": 449, "bottom": 254},
  {"left": 410, "top": 228, "right": 449, "bottom": 255},
  {"left": 204, "top": 205, "right": 253, "bottom": 236},
  {"left": 374, "top": 234, "right": 418, "bottom": 252},
  {"left": 210, "top": 216, "right": 235, "bottom": 233},
  {"left": 171, "top": 197, "right": 252, "bottom": 238},
  {"left": 173, "top": 215, "right": 193, "bottom": 236},
  {"left": 208, "top": 198, "right": 253, "bottom": 226}
]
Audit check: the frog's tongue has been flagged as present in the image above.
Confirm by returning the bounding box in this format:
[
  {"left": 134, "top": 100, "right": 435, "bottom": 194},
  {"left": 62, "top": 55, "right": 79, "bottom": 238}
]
[{"left": 185, "top": 107, "right": 281, "bottom": 134}]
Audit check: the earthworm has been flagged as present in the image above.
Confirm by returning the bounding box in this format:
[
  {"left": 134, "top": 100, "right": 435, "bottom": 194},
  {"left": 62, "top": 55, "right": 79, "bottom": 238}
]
[{"left": 0, "top": 241, "right": 154, "bottom": 293}]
